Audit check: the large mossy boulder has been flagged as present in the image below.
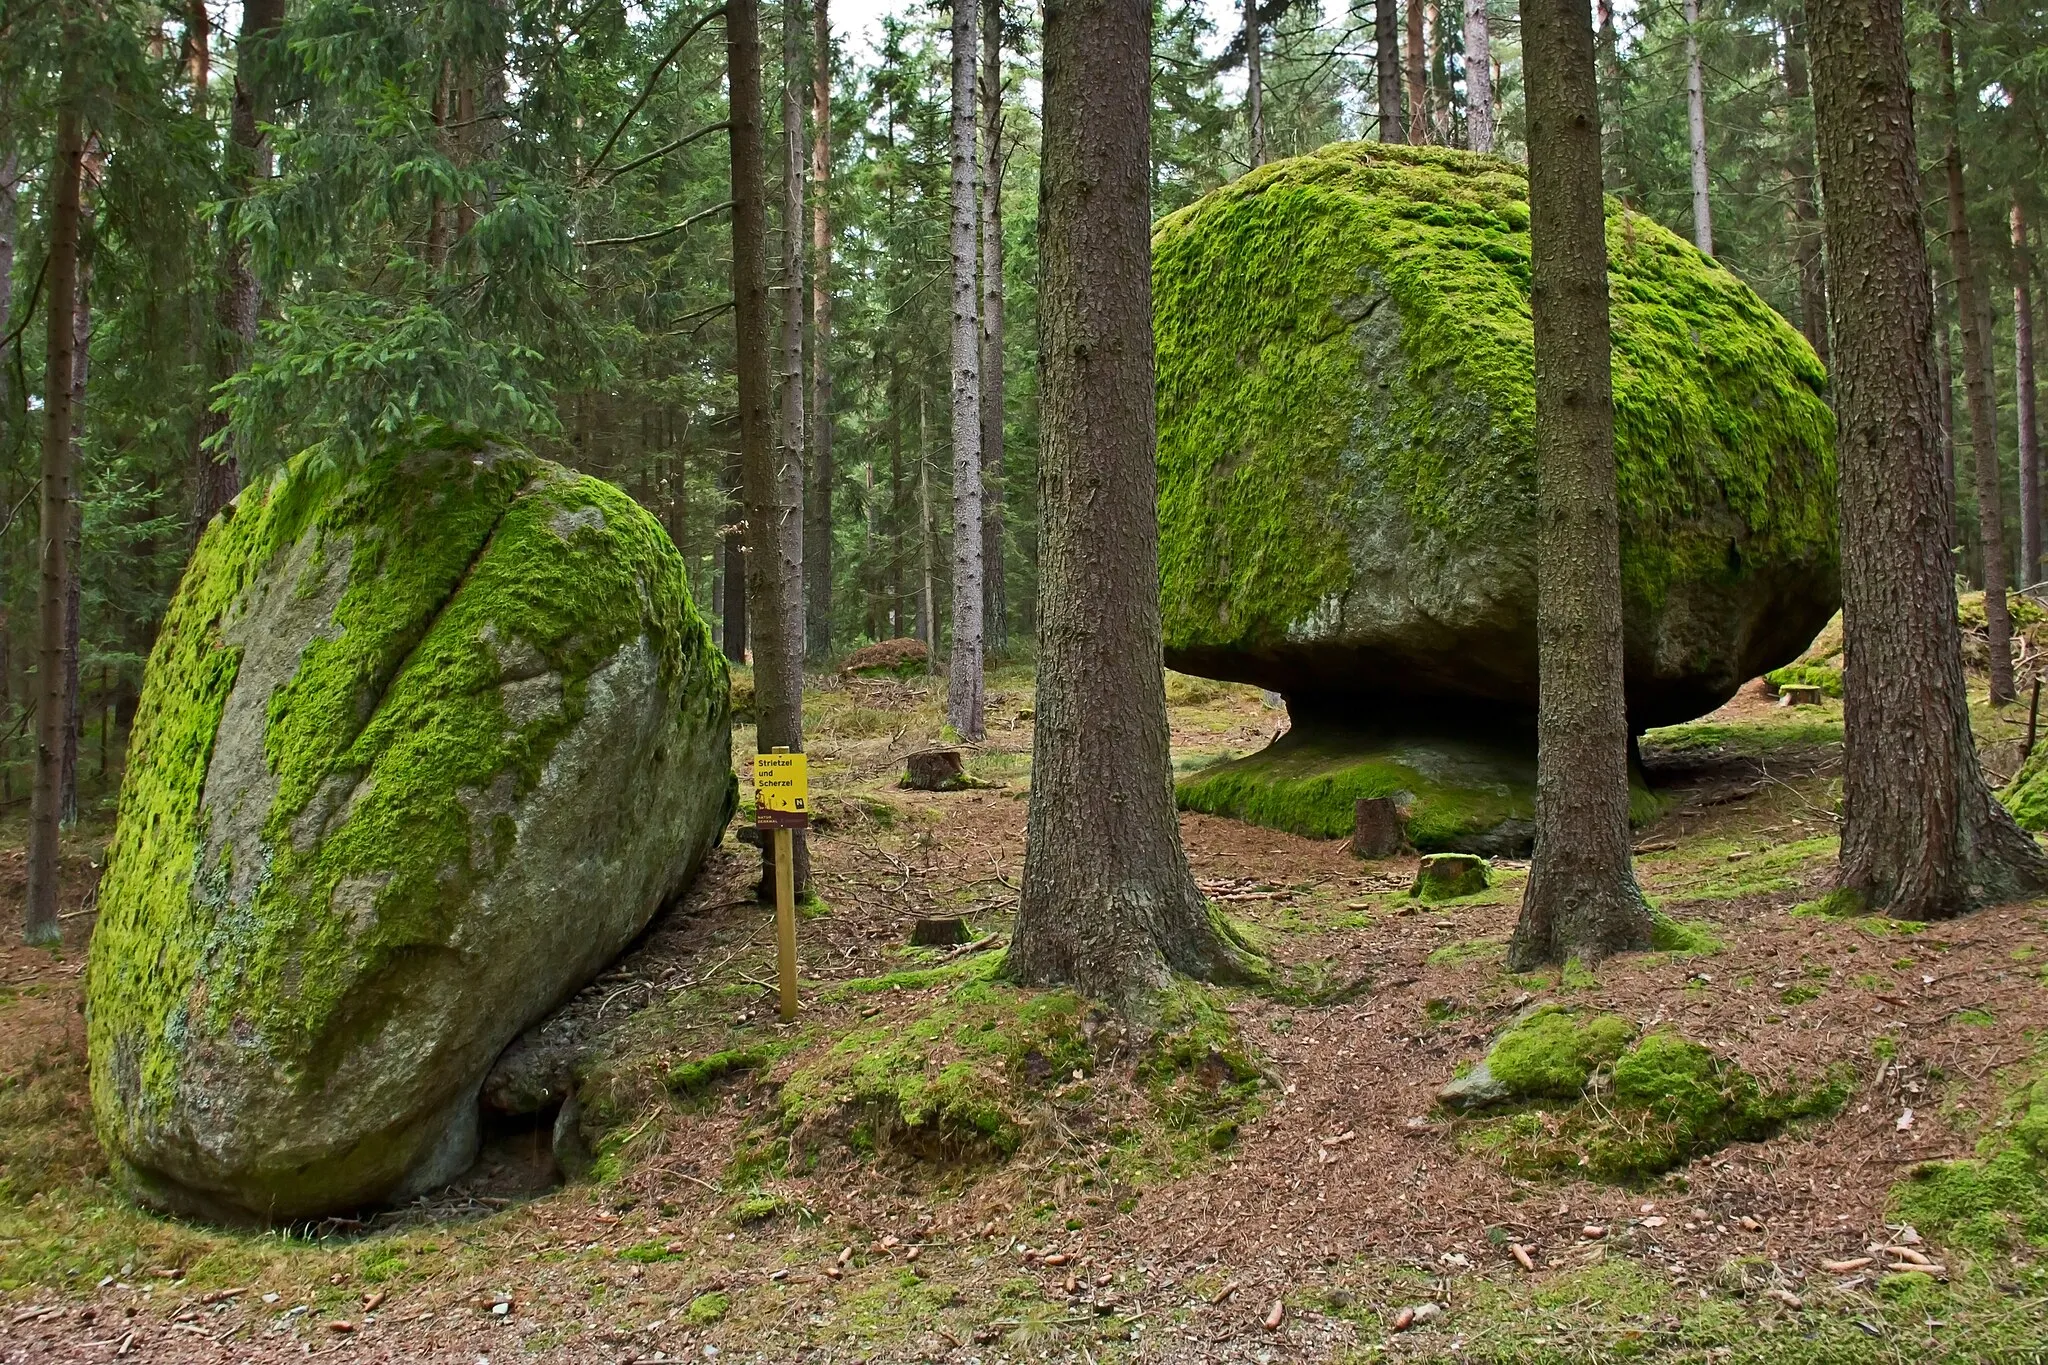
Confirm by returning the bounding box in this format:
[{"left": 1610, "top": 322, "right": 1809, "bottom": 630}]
[
  {"left": 1156, "top": 144, "right": 1837, "bottom": 846},
  {"left": 87, "top": 432, "right": 735, "bottom": 1222}
]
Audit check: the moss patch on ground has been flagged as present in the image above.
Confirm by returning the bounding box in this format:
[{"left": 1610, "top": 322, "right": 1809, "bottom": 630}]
[
  {"left": 1891, "top": 1057, "right": 2048, "bottom": 1257},
  {"left": 1174, "top": 723, "right": 1660, "bottom": 851},
  {"left": 776, "top": 958, "right": 1088, "bottom": 1167},
  {"left": 1457, "top": 1028, "right": 1847, "bottom": 1183}
]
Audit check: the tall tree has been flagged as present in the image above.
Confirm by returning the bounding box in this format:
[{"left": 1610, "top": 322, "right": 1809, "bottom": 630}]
[
  {"left": 946, "top": 0, "right": 986, "bottom": 740},
  {"left": 1245, "top": 0, "right": 1266, "bottom": 166},
  {"left": 195, "top": 0, "right": 286, "bottom": 525},
  {"left": 778, "top": 0, "right": 807, "bottom": 672},
  {"left": 1465, "top": 0, "right": 1494, "bottom": 153},
  {"left": 27, "top": 54, "right": 86, "bottom": 947},
  {"left": 731, "top": 0, "right": 808, "bottom": 888},
  {"left": 1809, "top": 0, "right": 2048, "bottom": 918},
  {"left": 980, "top": 0, "right": 1008, "bottom": 653},
  {"left": 722, "top": 447, "right": 748, "bottom": 663},
  {"left": 1684, "top": 0, "right": 1713, "bottom": 253},
  {"left": 1940, "top": 0, "right": 2016, "bottom": 704},
  {"left": 1506, "top": 0, "right": 1654, "bottom": 969},
  {"left": 1376, "top": 0, "right": 1406, "bottom": 142},
  {"left": 2016, "top": 198, "right": 2041, "bottom": 591},
  {"left": 1406, "top": 0, "right": 1429, "bottom": 143},
  {"left": 1780, "top": 5, "right": 1829, "bottom": 366},
  {"left": 806, "top": 0, "right": 834, "bottom": 659},
  {"left": 1005, "top": 0, "right": 1253, "bottom": 1011}
]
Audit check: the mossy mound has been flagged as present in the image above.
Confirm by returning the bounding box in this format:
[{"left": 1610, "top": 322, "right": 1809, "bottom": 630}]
[
  {"left": 778, "top": 958, "right": 1090, "bottom": 1167},
  {"left": 770, "top": 963, "right": 1266, "bottom": 1178},
  {"left": 1175, "top": 717, "right": 1658, "bottom": 854},
  {"left": 1456, "top": 1028, "right": 1847, "bottom": 1183},
  {"left": 87, "top": 431, "right": 734, "bottom": 1221},
  {"left": 1154, "top": 142, "right": 1837, "bottom": 732},
  {"left": 1439, "top": 1004, "right": 1635, "bottom": 1111}
]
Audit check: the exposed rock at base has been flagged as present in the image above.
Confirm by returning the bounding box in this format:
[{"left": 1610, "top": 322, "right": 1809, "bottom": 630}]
[
  {"left": 1154, "top": 143, "right": 1838, "bottom": 731},
  {"left": 87, "top": 432, "right": 735, "bottom": 1222},
  {"left": 1175, "top": 718, "right": 1658, "bottom": 854}
]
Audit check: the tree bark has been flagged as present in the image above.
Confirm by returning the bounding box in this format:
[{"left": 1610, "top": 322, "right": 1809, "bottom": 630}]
[
  {"left": 1376, "top": 0, "right": 1406, "bottom": 143},
  {"left": 0, "top": 151, "right": 17, "bottom": 419},
  {"left": 721, "top": 442, "right": 748, "bottom": 663},
  {"left": 947, "top": 0, "right": 986, "bottom": 740},
  {"left": 805, "top": 0, "right": 835, "bottom": 659},
  {"left": 1244, "top": 0, "right": 1265, "bottom": 167},
  {"left": 777, "top": 0, "right": 807, "bottom": 672},
  {"left": 729, "top": 0, "right": 807, "bottom": 889},
  {"left": 1464, "top": 0, "right": 1494, "bottom": 153},
  {"left": 1808, "top": 0, "right": 2048, "bottom": 917},
  {"left": 980, "top": 0, "right": 1008, "bottom": 655},
  {"left": 195, "top": 0, "right": 285, "bottom": 527},
  {"left": 1940, "top": 1, "right": 2015, "bottom": 704},
  {"left": 27, "top": 75, "right": 84, "bottom": 947},
  {"left": 1506, "top": 0, "right": 1653, "bottom": 970},
  {"left": 2016, "top": 197, "right": 2041, "bottom": 592},
  {"left": 1779, "top": 6, "right": 1828, "bottom": 367},
  {"left": 1405, "top": 0, "right": 1429, "bottom": 144},
  {"left": 60, "top": 243, "right": 92, "bottom": 829},
  {"left": 1004, "top": 0, "right": 1254, "bottom": 1014},
  {"left": 1684, "top": 0, "right": 1713, "bottom": 254}
]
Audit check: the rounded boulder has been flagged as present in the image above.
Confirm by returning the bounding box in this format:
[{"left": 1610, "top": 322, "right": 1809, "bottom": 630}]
[
  {"left": 88, "top": 433, "right": 735, "bottom": 1221},
  {"left": 1154, "top": 143, "right": 1839, "bottom": 729}
]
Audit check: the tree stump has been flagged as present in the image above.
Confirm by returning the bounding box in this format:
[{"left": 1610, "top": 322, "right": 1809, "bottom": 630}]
[
  {"left": 1350, "top": 796, "right": 1407, "bottom": 858},
  {"left": 1409, "top": 852, "right": 1493, "bottom": 902},
  {"left": 1777, "top": 684, "right": 1825, "bottom": 708},
  {"left": 902, "top": 748, "right": 967, "bottom": 791},
  {"left": 910, "top": 916, "right": 972, "bottom": 947}
]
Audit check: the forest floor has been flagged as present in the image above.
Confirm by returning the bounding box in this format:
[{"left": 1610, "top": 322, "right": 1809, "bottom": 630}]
[{"left": 6, "top": 662, "right": 2048, "bottom": 1362}]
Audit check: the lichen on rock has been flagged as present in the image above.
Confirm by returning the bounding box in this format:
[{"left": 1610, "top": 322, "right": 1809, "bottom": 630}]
[{"left": 87, "top": 429, "right": 734, "bottom": 1222}]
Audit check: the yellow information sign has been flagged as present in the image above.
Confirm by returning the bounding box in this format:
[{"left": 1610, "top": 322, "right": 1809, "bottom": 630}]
[{"left": 755, "top": 750, "right": 809, "bottom": 828}]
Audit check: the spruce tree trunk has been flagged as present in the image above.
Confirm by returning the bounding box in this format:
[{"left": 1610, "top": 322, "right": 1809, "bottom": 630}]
[
  {"left": 730, "top": 0, "right": 807, "bottom": 890},
  {"left": 60, "top": 252, "right": 92, "bottom": 829},
  {"left": 2015, "top": 198, "right": 2041, "bottom": 593},
  {"left": 27, "top": 80, "right": 84, "bottom": 948},
  {"left": 1940, "top": 1, "right": 2015, "bottom": 704},
  {"left": 918, "top": 393, "right": 935, "bottom": 659},
  {"left": 1376, "top": 0, "right": 1406, "bottom": 143},
  {"left": 721, "top": 444, "right": 748, "bottom": 663},
  {"left": 1005, "top": 0, "right": 1253, "bottom": 1014},
  {"left": 1780, "top": 6, "right": 1829, "bottom": 367},
  {"left": 1464, "top": 0, "right": 1494, "bottom": 153},
  {"left": 806, "top": 0, "right": 835, "bottom": 659},
  {"left": 947, "top": 0, "right": 986, "bottom": 740},
  {"left": 195, "top": 0, "right": 285, "bottom": 527},
  {"left": 1684, "top": 0, "right": 1713, "bottom": 254},
  {"left": 1405, "top": 0, "right": 1429, "bottom": 144},
  {"left": 1244, "top": 0, "right": 1265, "bottom": 167},
  {"left": 980, "top": 0, "right": 1008, "bottom": 655},
  {"left": 1809, "top": 0, "right": 2048, "bottom": 917},
  {"left": 0, "top": 151, "right": 16, "bottom": 421},
  {"left": 1506, "top": 0, "right": 1653, "bottom": 970},
  {"left": 777, "top": 0, "right": 807, "bottom": 669}
]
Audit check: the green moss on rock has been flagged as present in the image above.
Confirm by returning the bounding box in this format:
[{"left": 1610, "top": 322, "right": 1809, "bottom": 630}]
[
  {"left": 1154, "top": 142, "right": 1837, "bottom": 729},
  {"left": 1458, "top": 1028, "right": 1847, "bottom": 1183},
  {"left": 1487, "top": 1007, "right": 1636, "bottom": 1101},
  {"left": 88, "top": 431, "right": 733, "bottom": 1220}
]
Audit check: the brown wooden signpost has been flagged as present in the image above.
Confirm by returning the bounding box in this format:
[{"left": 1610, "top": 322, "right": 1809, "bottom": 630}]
[{"left": 755, "top": 746, "right": 809, "bottom": 1020}]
